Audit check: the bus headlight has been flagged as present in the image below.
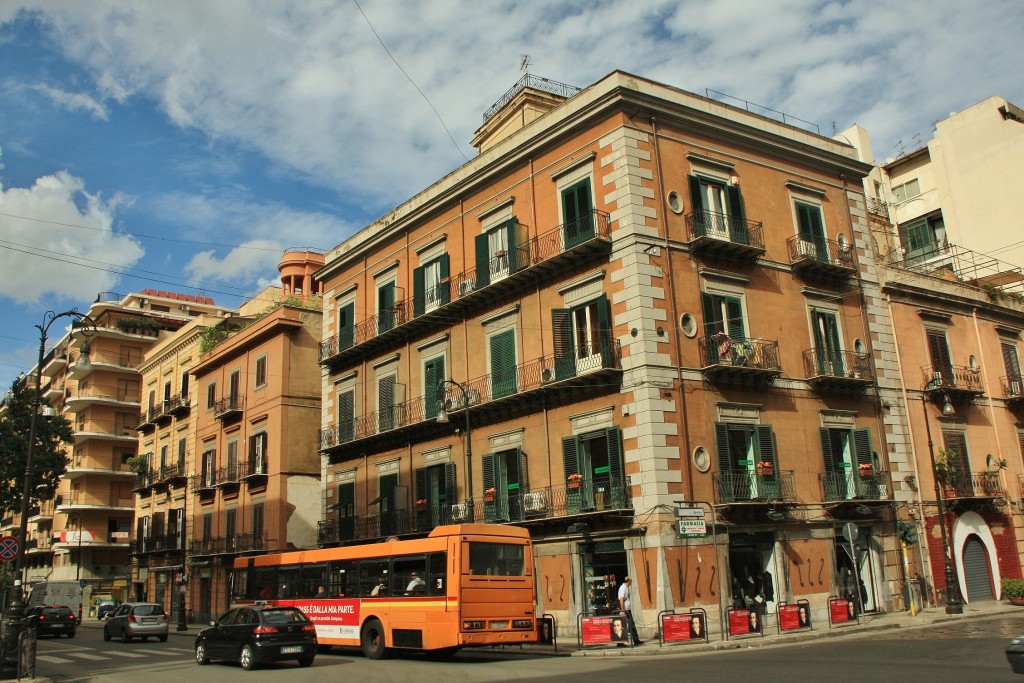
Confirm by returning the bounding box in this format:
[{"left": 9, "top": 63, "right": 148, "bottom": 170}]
[{"left": 463, "top": 621, "right": 485, "bottom": 630}]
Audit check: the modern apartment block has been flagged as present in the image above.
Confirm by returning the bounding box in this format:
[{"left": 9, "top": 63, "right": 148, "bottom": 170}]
[
  {"left": 314, "top": 71, "right": 901, "bottom": 636},
  {"left": 19, "top": 290, "right": 230, "bottom": 606},
  {"left": 184, "top": 251, "right": 324, "bottom": 623}
]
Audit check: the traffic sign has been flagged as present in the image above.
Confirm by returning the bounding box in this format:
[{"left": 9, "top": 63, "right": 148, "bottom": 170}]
[
  {"left": 677, "top": 519, "right": 707, "bottom": 538},
  {"left": 675, "top": 507, "right": 706, "bottom": 519},
  {"left": 0, "top": 536, "right": 19, "bottom": 562},
  {"left": 842, "top": 523, "right": 859, "bottom": 543}
]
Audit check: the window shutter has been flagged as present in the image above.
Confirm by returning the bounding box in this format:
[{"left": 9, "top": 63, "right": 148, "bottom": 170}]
[
  {"left": 415, "top": 467, "right": 427, "bottom": 503},
  {"left": 562, "top": 180, "right": 593, "bottom": 247},
  {"left": 413, "top": 264, "right": 426, "bottom": 317},
  {"left": 1002, "top": 342, "right": 1021, "bottom": 379},
  {"left": 853, "top": 428, "right": 873, "bottom": 468},
  {"left": 606, "top": 426, "right": 624, "bottom": 485},
  {"left": 424, "top": 356, "right": 445, "bottom": 419},
  {"left": 504, "top": 219, "right": 523, "bottom": 272},
  {"left": 378, "top": 376, "right": 395, "bottom": 432},
  {"left": 475, "top": 234, "right": 491, "bottom": 288},
  {"left": 927, "top": 331, "right": 952, "bottom": 376},
  {"left": 820, "top": 428, "right": 835, "bottom": 472},
  {"left": 338, "top": 302, "right": 354, "bottom": 351},
  {"left": 443, "top": 462, "right": 456, "bottom": 505},
  {"left": 490, "top": 330, "right": 517, "bottom": 399},
  {"left": 596, "top": 294, "right": 613, "bottom": 366},
  {"left": 337, "top": 482, "right": 355, "bottom": 514},
  {"left": 726, "top": 298, "right": 745, "bottom": 340},
  {"left": 715, "top": 422, "right": 731, "bottom": 472},
  {"left": 561, "top": 437, "right": 579, "bottom": 478},
  {"left": 380, "top": 473, "right": 398, "bottom": 511},
  {"left": 517, "top": 448, "right": 528, "bottom": 492},
  {"left": 482, "top": 453, "right": 495, "bottom": 492},
  {"left": 338, "top": 389, "right": 354, "bottom": 442},
  {"left": 755, "top": 425, "right": 777, "bottom": 469},
  {"left": 702, "top": 292, "right": 722, "bottom": 339},
  {"left": 688, "top": 175, "right": 704, "bottom": 213},
  {"left": 942, "top": 432, "right": 971, "bottom": 476},
  {"left": 552, "top": 309, "right": 575, "bottom": 380},
  {"left": 726, "top": 185, "right": 749, "bottom": 244},
  {"left": 438, "top": 254, "right": 451, "bottom": 305}
]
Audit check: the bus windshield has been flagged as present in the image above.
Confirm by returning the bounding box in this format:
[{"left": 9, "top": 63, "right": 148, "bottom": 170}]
[{"left": 468, "top": 542, "right": 525, "bottom": 576}]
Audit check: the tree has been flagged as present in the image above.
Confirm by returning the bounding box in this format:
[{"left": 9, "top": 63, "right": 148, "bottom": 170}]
[{"left": 0, "top": 375, "right": 73, "bottom": 516}]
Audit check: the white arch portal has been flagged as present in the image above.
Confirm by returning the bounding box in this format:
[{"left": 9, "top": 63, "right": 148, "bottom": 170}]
[{"left": 950, "top": 511, "right": 1000, "bottom": 602}]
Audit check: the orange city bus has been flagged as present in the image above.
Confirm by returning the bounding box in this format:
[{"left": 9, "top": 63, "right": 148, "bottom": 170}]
[{"left": 230, "top": 523, "right": 537, "bottom": 659}]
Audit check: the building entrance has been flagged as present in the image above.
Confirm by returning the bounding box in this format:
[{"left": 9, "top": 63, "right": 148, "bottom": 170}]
[
  {"left": 579, "top": 540, "right": 627, "bottom": 616},
  {"left": 728, "top": 532, "right": 778, "bottom": 619}
]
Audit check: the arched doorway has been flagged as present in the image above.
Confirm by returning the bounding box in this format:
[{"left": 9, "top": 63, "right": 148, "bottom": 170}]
[{"left": 962, "top": 535, "right": 994, "bottom": 602}]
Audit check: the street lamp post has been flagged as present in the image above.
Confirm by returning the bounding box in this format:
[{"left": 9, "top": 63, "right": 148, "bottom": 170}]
[
  {"left": 3, "top": 309, "right": 95, "bottom": 661},
  {"left": 920, "top": 390, "right": 964, "bottom": 614},
  {"left": 436, "top": 380, "right": 474, "bottom": 519},
  {"left": 75, "top": 513, "right": 84, "bottom": 623}
]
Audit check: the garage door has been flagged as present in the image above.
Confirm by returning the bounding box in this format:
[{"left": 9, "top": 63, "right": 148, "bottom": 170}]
[{"left": 962, "top": 535, "right": 993, "bottom": 602}]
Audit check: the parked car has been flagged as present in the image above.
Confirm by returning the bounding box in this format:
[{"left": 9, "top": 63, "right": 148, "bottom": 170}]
[
  {"left": 24, "top": 605, "right": 77, "bottom": 638},
  {"left": 194, "top": 606, "right": 317, "bottom": 670},
  {"left": 1008, "top": 634, "right": 1024, "bottom": 674},
  {"left": 96, "top": 598, "right": 119, "bottom": 620},
  {"left": 103, "top": 602, "right": 169, "bottom": 643}
]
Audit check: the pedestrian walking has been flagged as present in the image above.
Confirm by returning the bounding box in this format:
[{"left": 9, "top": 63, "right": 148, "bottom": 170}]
[{"left": 616, "top": 576, "right": 643, "bottom": 645}]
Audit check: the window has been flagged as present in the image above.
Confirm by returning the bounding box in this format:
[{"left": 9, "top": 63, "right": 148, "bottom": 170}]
[
  {"left": 251, "top": 502, "right": 265, "bottom": 547},
  {"left": 688, "top": 175, "right": 747, "bottom": 242},
  {"left": 941, "top": 431, "right": 972, "bottom": 486},
  {"left": 483, "top": 448, "right": 526, "bottom": 522},
  {"left": 469, "top": 542, "right": 525, "bottom": 576},
  {"left": 228, "top": 370, "right": 240, "bottom": 403},
  {"left": 335, "top": 481, "right": 356, "bottom": 541},
  {"left": 377, "top": 280, "right": 397, "bottom": 334},
  {"left": 489, "top": 329, "right": 517, "bottom": 399},
  {"left": 820, "top": 427, "right": 873, "bottom": 499},
  {"left": 226, "top": 437, "right": 239, "bottom": 480},
  {"left": 414, "top": 463, "right": 455, "bottom": 528},
  {"left": 562, "top": 427, "right": 624, "bottom": 512},
  {"left": 378, "top": 473, "right": 398, "bottom": 536},
  {"left": 337, "top": 301, "right": 355, "bottom": 351},
  {"left": 561, "top": 179, "right": 595, "bottom": 248},
  {"left": 248, "top": 431, "right": 267, "bottom": 475},
  {"left": 701, "top": 291, "right": 746, "bottom": 364},
  {"left": 254, "top": 355, "right": 267, "bottom": 388},
  {"left": 900, "top": 214, "right": 946, "bottom": 261},
  {"left": 891, "top": 178, "right": 921, "bottom": 203},
  {"left": 202, "top": 513, "right": 213, "bottom": 540},
  {"left": 337, "top": 388, "right": 354, "bottom": 443},
  {"left": 795, "top": 201, "right": 827, "bottom": 258},
  {"left": 201, "top": 449, "right": 216, "bottom": 487},
  {"left": 180, "top": 370, "right": 189, "bottom": 399},
  {"left": 377, "top": 375, "right": 402, "bottom": 432},
  {"left": 413, "top": 255, "right": 450, "bottom": 316},
  {"left": 177, "top": 437, "right": 187, "bottom": 469},
  {"left": 714, "top": 423, "right": 779, "bottom": 502},
  {"left": 159, "top": 445, "right": 168, "bottom": 471},
  {"left": 148, "top": 389, "right": 156, "bottom": 411},
  {"left": 1003, "top": 342, "right": 1022, "bottom": 394},
  {"left": 811, "top": 309, "right": 844, "bottom": 376},
  {"left": 423, "top": 355, "right": 445, "bottom": 420},
  {"left": 552, "top": 295, "right": 612, "bottom": 380},
  {"left": 225, "top": 508, "right": 237, "bottom": 551},
  {"left": 206, "top": 382, "right": 217, "bottom": 410},
  {"left": 926, "top": 329, "right": 953, "bottom": 385},
  {"left": 162, "top": 381, "right": 172, "bottom": 402}
]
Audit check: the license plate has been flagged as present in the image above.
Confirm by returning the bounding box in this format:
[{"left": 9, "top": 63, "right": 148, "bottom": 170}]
[
  {"left": 280, "top": 646, "right": 302, "bottom": 654},
  {"left": 51, "top": 624, "right": 63, "bottom": 629},
  {"left": 142, "top": 618, "right": 157, "bottom": 623}
]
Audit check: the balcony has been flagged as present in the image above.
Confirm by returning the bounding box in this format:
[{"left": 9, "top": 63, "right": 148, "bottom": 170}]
[
  {"left": 41, "top": 347, "right": 69, "bottom": 378},
  {"left": 192, "top": 471, "right": 218, "bottom": 494},
  {"left": 865, "top": 197, "right": 889, "bottom": 219},
  {"left": 132, "top": 469, "right": 154, "bottom": 493},
  {"left": 821, "top": 469, "right": 892, "bottom": 517},
  {"left": 1002, "top": 375, "right": 1024, "bottom": 410},
  {"left": 922, "top": 364, "right": 985, "bottom": 403},
  {"left": 190, "top": 532, "right": 267, "bottom": 557},
  {"left": 713, "top": 469, "right": 796, "bottom": 505},
  {"left": 25, "top": 537, "right": 54, "bottom": 555},
  {"left": 214, "top": 394, "right": 244, "bottom": 421},
  {"left": 135, "top": 533, "right": 184, "bottom": 554},
  {"left": 55, "top": 495, "right": 134, "bottom": 513},
  {"left": 157, "top": 461, "right": 189, "bottom": 486},
  {"left": 136, "top": 408, "right": 156, "bottom": 434},
  {"left": 66, "top": 457, "right": 136, "bottom": 481},
  {"left": 319, "top": 210, "right": 612, "bottom": 368},
  {"left": 698, "top": 335, "right": 781, "bottom": 386},
  {"left": 803, "top": 349, "right": 874, "bottom": 393},
  {"left": 686, "top": 210, "right": 766, "bottom": 263},
  {"left": 942, "top": 473, "right": 1005, "bottom": 509},
  {"left": 153, "top": 400, "right": 174, "bottom": 426},
  {"left": 317, "top": 476, "right": 633, "bottom": 546},
  {"left": 167, "top": 393, "right": 191, "bottom": 417},
  {"left": 320, "top": 337, "right": 622, "bottom": 459},
  {"left": 242, "top": 456, "right": 269, "bottom": 482},
  {"left": 787, "top": 236, "right": 856, "bottom": 283},
  {"left": 74, "top": 422, "right": 139, "bottom": 445},
  {"left": 66, "top": 348, "right": 144, "bottom": 381},
  {"left": 64, "top": 383, "right": 140, "bottom": 411},
  {"left": 216, "top": 462, "right": 242, "bottom": 489}
]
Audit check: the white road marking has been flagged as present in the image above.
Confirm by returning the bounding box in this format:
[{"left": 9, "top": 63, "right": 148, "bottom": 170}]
[
  {"left": 104, "top": 650, "right": 148, "bottom": 658},
  {"left": 36, "top": 655, "right": 74, "bottom": 664},
  {"left": 65, "top": 652, "right": 109, "bottom": 660},
  {"left": 132, "top": 648, "right": 180, "bottom": 655}
]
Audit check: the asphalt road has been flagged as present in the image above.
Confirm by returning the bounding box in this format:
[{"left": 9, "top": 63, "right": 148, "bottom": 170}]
[{"left": 28, "top": 613, "right": 1024, "bottom": 683}]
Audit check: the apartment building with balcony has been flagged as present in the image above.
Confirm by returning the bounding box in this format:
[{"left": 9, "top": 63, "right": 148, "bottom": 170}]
[
  {"left": 315, "top": 71, "right": 892, "bottom": 637},
  {"left": 186, "top": 251, "right": 324, "bottom": 623},
  {"left": 36, "top": 290, "right": 231, "bottom": 602}
]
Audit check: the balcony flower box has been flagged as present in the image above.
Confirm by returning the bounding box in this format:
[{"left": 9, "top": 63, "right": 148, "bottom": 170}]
[
  {"left": 415, "top": 499, "right": 427, "bottom": 513},
  {"left": 756, "top": 461, "right": 774, "bottom": 477},
  {"left": 567, "top": 473, "right": 583, "bottom": 490},
  {"left": 484, "top": 488, "right": 497, "bottom": 503},
  {"left": 858, "top": 464, "right": 874, "bottom": 477}
]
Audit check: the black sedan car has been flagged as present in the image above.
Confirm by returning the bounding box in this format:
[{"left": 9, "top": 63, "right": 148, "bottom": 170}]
[
  {"left": 195, "top": 606, "right": 317, "bottom": 670},
  {"left": 25, "top": 606, "right": 77, "bottom": 638},
  {"left": 1008, "top": 634, "right": 1024, "bottom": 674}
]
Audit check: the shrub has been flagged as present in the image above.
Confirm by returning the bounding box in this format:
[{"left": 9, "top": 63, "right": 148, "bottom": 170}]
[{"left": 1002, "top": 578, "right": 1024, "bottom": 599}]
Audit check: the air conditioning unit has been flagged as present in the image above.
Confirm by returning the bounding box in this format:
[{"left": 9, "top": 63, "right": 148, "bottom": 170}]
[
  {"left": 445, "top": 388, "right": 480, "bottom": 411},
  {"left": 458, "top": 279, "right": 476, "bottom": 296},
  {"left": 450, "top": 503, "right": 470, "bottom": 522},
  {"left": 797, "top": 239, "right": 817, "bottom": 257},
  {"left": 1012, "top": 381, "right": 1021, "bottom": 395},
  {"left": 523, "top": 491, "right": 548, "bottom": 514},
  {"left": 540, "top": 367, "right": 556, "bottom": 384}
]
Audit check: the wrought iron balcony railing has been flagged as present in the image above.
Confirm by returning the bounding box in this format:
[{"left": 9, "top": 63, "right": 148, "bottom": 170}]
[
  {"left": 942, "top": 473, "right": 1003, "bottom": 499},
  {"left": 189, "top": 531, "right": 267, "bottom": 557},
  {"left": 685, "top": 210, "right": 765, "bottom": 249},
  {"left": 213, "top": 394, "right": 245, "bottom": 419},
  {"left": 712, "top": 469, "right": 796, "bottom": 504},
  {"left": 803, "top": 349, "right": 873, "bottom": 381},
  {"left": 217, "top": 462, "right": 242, "bottom": 486},
  {"left": 922, "top": 364, "right": 984, "bottom": 394},
  {"left": 787, "top": 235, "right": 856, "bottom": 270},
  {"left": 821, "top": 469, "right": 891, "bottom": 502},
  {"left": 319, "top": 210, "right": 612, "bottom": 364},
  {"left": 699, "top": 335, "right": 781, "bottom": 371},
  {"left": 1002, "top": 374, "right": 1024, "bottom": 399},
  {"left": 317, "top": 476, "right": 633, "bottom": 545},
  {"left": 320, "top": 335, "right": 621, "bottom": 452}
]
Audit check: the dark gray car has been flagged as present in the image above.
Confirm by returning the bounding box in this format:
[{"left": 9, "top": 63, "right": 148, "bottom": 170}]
[
  {"left": 195, "top": 606, "right": 317, "bottom": 670},
  {"left": 103, "top": 602, "right": 169, "bottom": 642}
]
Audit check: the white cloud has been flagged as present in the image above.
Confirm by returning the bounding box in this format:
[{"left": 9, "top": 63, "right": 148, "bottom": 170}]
[
  {"left": 0, "top": 169, "right": 144, "bottom": 305},
  {"left": 30, "top": 83, "right": 108, "bottom": 119}
]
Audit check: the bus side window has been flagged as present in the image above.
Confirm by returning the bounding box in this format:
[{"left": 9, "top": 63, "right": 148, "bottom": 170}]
[
  {"left": 428, "top": 552, "right": 447, "bottom": 596},
  {"left": 329, "top": 559, "right": 356, "bottom": 597},
  {"left": 392, "top": 555, "right": 427, "bottom": 596},
  {"left": 360, "top": 559, "right": 389, "bottom": 597}
]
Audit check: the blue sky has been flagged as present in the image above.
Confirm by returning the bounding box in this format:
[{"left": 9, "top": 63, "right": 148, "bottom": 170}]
[{"left": 1, "top": 0, "right": 1022, "bottom": 389}]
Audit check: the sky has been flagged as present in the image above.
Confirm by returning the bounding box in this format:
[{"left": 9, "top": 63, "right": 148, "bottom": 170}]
[{"left": 1, "top": 0, "right": 1022, "bottom": 389}]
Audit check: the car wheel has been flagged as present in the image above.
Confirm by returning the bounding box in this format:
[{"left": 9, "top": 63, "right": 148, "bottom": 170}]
[
  {"left": 195, "top": 642, "right": 210, "bottom": 665},
  {"left": 360, "top": 618, "right": 389, "bottom": 660},
  {"left": 159, "top": 635, "right": 168, "bottom": 642},
  {"left": 240, "top": 644, "right": 257, "bottom": 671},
  {"left": 297, "top": 657, "right": 314, "bottom": 668},
  {"left": 121, "top": 628, "right": 132, "bottom": 644},
  {"left": 103, "top": 627, "right": 111, "bottom": 642}
]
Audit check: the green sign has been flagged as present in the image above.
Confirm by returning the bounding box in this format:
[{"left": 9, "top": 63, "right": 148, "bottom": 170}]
[
  {"left": 677, "top": 519, "right": 707, "bottom": 538},
  {"left": 737, "top": 459, "right": 753, "bottom": 466}
]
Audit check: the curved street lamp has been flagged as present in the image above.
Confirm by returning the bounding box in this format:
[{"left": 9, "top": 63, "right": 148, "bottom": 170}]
[
  {"left": 436, "top": 380, "right": 474, "bottom": 520},
  {"left": 921, "top": 382, "right": 964, "bottom": 615},
  {"left": 3, "top": 309, "right": 97, "bottom": 660}
]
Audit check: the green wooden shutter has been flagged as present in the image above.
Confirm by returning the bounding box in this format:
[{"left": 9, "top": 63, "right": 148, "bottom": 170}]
[
  {"left": 415, "top": 467, "right": 427, "bottom": 503},
  {"left": 726, "top": 185, "right": 749, "bottom": 244},
  {"left": 689, "top": 175, "right": 706, "bottom": 237},
  {"left": 820, "top": 428, "right": 835, "bottom": 471},
  {"left": 443, "top": 462, "right": 456, "bottom": 506},
  {"left": 482, "top": 453, "right": 496, "bottom": 522},
  {"left": 562, "top": 179, "right": 593, "bottom": 248},
  {"left": 338, "top": 389, "right": 354, "bottom": 442},
  {"left": 378, "top": 376, "right": 395, "bottom": 431},
  {"left": 714, "top": 422, "right": 732, "bottom": 502},
  {"left": 606, "top": 427, "right": 624, "bottom": 508},
  {"left": 756, "top": 425, "right": 777, "bottom": 469},
  {"left": 853, "top": 428, "right": 872, "bottom": 468},
  {"left": 475, "top": 233, "right": 491, "bottom": 288},
  {"left": 596, "top": 294, "right": 613, "bottom": 367},
  {"left": 927, "top": 331, "right": 952, "bottom": 378},
  {"left": 688, "top": 175, "right": 704, "bottom": 212},
  {"left": 726, "top": 297, "right": 745, "bottom": 340},
  {"left": 424, "top": 356, "right": 445, "bottom": 420},
  {"left": 337, "top": 301, "right": 355, "bottom": 351},
  {"left": 490, "top": 329, "right": 517, "bottom": 399},
  {"left": 378, "top": 282, "right": 395, "bottom": 333},
  {"left": 517, "top": 448, "right": 528, "bottom": 492},
  {"left": 438, "top": 254, "right": 451, "bottom": 306},
  {"left": 503, "top": 219, "right": 524, "bottom": 272},
  {"left": 413, "top": 264, "right": 426, "bottom": 317},
  {"left": 337, "top": 481, "right": 355, "bottom": 541},
  {"left": 552, "top": 308, "right": 575, "bottom": 380},
  {"left": 379, "top": 473, "right": 398, "bottom": 536},
  {"left": 562, "top": 437, "right": 581, "bottom": 515}
]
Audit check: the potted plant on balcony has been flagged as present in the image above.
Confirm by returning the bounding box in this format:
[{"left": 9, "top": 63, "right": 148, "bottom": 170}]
[
  {"left": 567, "top": 473, "right": 583, "bottom": 490},
  {"left": 756, "top": 461, "right": 774, "bottom": 477},
  {"left": 934, "top": 448, "right": 959, "bottom": 497},
  {"left": 858, "top": 463, "right": 874, "bottom": 478},
  {"left": 1003, "top": 578, "right": 1024, "bottom": 606},
  {"left": 483, "top": 488, "right": 497, "bottom": 503},
  {"left": 980, "top": 456, "right": 1008, "bottom": 496},
  {"left": 126, "top": 455, "right": 148, "bottom": 475},
  {"left": 414, "top": 498, "right": 428, "bottom": 513}
]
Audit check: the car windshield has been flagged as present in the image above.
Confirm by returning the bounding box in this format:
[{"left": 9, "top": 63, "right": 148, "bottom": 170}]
[
  {"left": 261, "top": 609, "right": 308, "bottom": 624},
  {"left": 42, "top": 608, "right": 71, "bottom": 617},
  {"left": 132, "top": 605, "right": 164, "bottom": 616}
]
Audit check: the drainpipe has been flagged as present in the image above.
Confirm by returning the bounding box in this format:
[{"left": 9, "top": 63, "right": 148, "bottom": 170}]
[{"left": 971, "top": 307, "right": 1005, "bottom": 479}]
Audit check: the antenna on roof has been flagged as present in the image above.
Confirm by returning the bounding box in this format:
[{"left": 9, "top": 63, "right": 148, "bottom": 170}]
[{"left": 520, "top": 54, "right": 532, "bottom": 72}]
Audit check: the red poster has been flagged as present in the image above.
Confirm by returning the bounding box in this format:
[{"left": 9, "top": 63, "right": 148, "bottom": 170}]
[
  {"left": 729, "top": 609, "right": 751, "bottom": 635},
  {"left": 830, "top": 599, "right": 850, "bottom": 623},
  {"left": 662, "top": 614, "right": 692, "bottom": 642},
  {"left": 581, "top": 616, "right": 614, "bottom": 645},
  {"left": 286, "top": 598, "right": 361, "bottom": 640},
  {"left": 779, "top": 604, "right": 800, "bottom": 631}
]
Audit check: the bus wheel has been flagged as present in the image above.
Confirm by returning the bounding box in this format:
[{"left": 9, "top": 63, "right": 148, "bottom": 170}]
[
  {"left": 360, "top": 619, "right": 389, "bottom": 660},
  {"left": 424, "top": 647, "right": 460, "bottom": 661}
]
